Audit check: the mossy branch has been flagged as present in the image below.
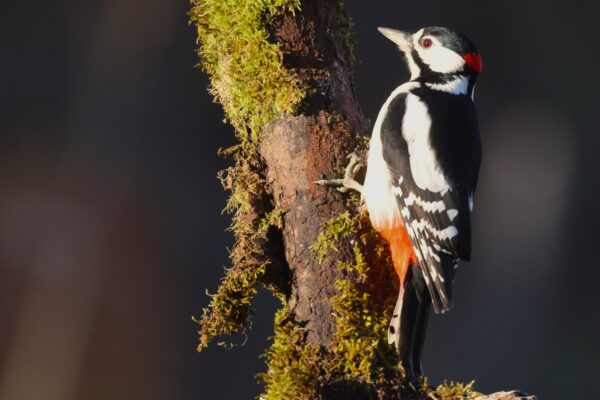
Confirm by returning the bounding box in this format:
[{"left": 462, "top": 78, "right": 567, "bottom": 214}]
[
  {"left": 191, "top": 0, "right": 303, "bottom": 349},
  {"left": 190, "top": 0, "right": 536, "bottom": 399}
]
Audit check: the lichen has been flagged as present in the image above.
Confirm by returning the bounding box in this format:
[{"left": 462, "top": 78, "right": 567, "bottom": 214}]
[{"left": 190, "top": 0, "right": 305, "bottom": 350}]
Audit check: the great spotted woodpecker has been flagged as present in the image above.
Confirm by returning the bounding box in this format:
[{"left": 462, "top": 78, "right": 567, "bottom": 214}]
[{"left": 318, "top": 26, "right": 482, "bottom": 382}]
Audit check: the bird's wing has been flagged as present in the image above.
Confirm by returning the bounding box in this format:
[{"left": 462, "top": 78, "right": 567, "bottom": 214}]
[
  {"left": 379, "top": 91, "right": 477, "bottom": 313},
  {"left": 394, "top": 180, "right": 469, "bottom": 313}
]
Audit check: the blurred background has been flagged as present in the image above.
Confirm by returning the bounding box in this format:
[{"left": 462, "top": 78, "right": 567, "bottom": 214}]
[{"left": 1, "top": 0, "right": 599, "bottom": 399}]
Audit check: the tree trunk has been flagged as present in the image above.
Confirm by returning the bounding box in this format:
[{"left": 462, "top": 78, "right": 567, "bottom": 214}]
[
  {"left": 191, "top": 0, "right": 536, "bottom": 399},
  {"left": 259, "top": 0, "right": 367, "bottom": 348}
]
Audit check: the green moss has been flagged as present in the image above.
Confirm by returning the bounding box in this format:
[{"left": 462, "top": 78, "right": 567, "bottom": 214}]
[
  {"left": 310, "top": 211, "right": 355, "bottom": 263},
  {"left": 326, "top": 213, "right": 401, "bottom": 390},
  {"left": 190, "top": 0, "right": 305, "bottom": 350},
  {"left": 190, "top": 0, "right": 304, "bottom": 144},
  {"left": 306, "top": 211, "right": 400, "bottom": 393},
  {"left": 330, "top": 242, "right": 398, "bottom": 384},
  {"left": 259, "top": 211, "right": 398, "bottom": 398},
  {"left": 258, "top": 307, "right": 321, "bottom": 400},
  {"left": 422, "top": 380, "right": 480, "bottom": 400},
  {"left": 257, "top": 203, "right": 284, "bottom": 236},
  {"left": 197, "top": 263, "right": 267, "bottom": 351}
]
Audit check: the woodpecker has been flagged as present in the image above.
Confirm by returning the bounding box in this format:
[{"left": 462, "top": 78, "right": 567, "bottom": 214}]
[{"left": 317, "top": 26, "right": 482, "bottom": 382}]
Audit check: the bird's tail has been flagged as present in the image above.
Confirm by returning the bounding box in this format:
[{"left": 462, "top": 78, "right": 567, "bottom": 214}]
[{"left": 387, "top": 285, "right": 404, "bottom": 349}]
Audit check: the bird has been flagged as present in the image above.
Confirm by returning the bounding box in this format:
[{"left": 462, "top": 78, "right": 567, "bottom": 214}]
[{"left": 317, "top": 26, "right": 482, "bottom": 382}]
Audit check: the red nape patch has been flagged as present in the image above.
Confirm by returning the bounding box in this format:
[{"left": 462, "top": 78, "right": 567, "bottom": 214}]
[
  {"left": 378, "top": 224, "right": 417, "bottom": 286},
  {"left": 463, "top": 53, "right": 483, "bottom": 73}
]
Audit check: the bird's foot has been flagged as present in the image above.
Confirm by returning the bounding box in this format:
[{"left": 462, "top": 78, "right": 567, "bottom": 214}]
[{"left": 315, "top": 152, "right": 364, "bottom": 193}]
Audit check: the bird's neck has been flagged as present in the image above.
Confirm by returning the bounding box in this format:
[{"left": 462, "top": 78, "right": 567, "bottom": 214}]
[{"left": 414, "top": 74, "right": 476, "bottom": 99}]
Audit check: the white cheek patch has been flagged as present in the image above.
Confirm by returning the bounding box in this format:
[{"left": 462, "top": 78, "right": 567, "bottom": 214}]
[
  {"left": 402, "top": 94, "right": 451, "bottom": 194},
  {"left": 416, "top": 40, "right": 465, "bottom": 74}
]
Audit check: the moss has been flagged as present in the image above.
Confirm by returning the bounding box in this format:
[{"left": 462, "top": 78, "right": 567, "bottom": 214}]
[
  {"left": 257, "top": 203, "right": 284, "bottom": 236},
  {"left": 424, "top": 380, "right": 481, "bottom": 400},
  {"left": 258, "top": 307, "right": 322, "bottom": 400},
  {"left": 190, "top": 0, "right": 305, "bottom": 350},
  {"left": 197, "top": 263, "right": 267, "bottom": 351},
  {"left": 305, "top": 211, "right": 400, "bottom": 395},
  {"left": 258, "top": 210, "right": 398, "bottom": 398},
  {"left": 190, "top": 0, "right": 304, "bottom": 143},
  {"left": 330, "top": 242, "right": 398, "bottom": 384},
  {"left": 326, "top": 213, "right": 402, "bottom": 391},
  {"left": 310, "top": 211, "right": 355, "bottom": 263}
]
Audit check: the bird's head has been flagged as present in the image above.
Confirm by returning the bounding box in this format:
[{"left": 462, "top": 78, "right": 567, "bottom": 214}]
[{"left": 378, "top": 26, "right": 482, "bottom": 84}]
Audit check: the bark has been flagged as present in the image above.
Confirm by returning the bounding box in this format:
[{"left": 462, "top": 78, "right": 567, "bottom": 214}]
[{"left": 260, "top": 0, "right": 366, "bottom": 347}]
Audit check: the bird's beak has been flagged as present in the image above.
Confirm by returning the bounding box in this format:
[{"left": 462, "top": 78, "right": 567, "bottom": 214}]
[{"left": 378, "top": 27, "right": 413, "bottom": 53}]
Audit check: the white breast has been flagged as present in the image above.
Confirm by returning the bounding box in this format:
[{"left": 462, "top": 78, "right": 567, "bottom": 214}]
[
  {"left": 363, "top": 83, "right": 453, "bottom": 229},
  {"left": 363, "top": 82, "right": 419, "bottom": 229},
  {"left": 402, "top": 94, "right": 451, "bottom": 194}
]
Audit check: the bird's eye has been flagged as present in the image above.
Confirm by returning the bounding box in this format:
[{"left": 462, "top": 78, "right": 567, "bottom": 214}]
[{"left": 420, "top": 38, "right": 433, "bottom": 48}]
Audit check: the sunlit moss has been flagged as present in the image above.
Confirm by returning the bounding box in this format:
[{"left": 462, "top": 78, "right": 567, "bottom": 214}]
[
  {"left": 258, "top": 307, "right": 321, "bottom": 400},
  {"left": 190, "top": 0, "right": 304, "bottom": 350},
  {"left": 330, "top": 242, "right": 398, "bottom": 384},
  {"left": 326, "top": 213, "right": 401, "bottom": 389},
  {"left": 425, "top": 380, "right": 481, "bottom": 400},
  {"left": 190, "top": 0, "right": 304, "bottom": 143},
  {"left": 197, "top": 263, "right": 267, "bottom": 351},
  {"left": 310, "top": 211, "right": 355, "bottom": 264}
]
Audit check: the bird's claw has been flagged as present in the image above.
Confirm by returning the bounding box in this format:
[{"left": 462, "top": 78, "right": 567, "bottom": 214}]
[{"left": 315, "top": 152, "right": 364, "bottom": 194}]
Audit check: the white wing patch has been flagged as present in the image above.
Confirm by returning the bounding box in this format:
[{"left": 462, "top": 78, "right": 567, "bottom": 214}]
[
  {"left": 433, "top": 243, "right": 452, "bottom": 255},
  {"left": 410, "top": 218, "right": 459, "bottom": 241},
  {"left": 402, "top": 94, "right": 451, "bottom": 194},
  {"left": 447, "top": 209, "right": 458, "bottom": 221},
  {"left": 404, "top": 192, "right": 446, "bottom": 213}
]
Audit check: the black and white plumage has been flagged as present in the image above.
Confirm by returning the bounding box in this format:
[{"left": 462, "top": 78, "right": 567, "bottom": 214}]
[{"left": 362, "top": 26, "right": 482, "bottom": 381}]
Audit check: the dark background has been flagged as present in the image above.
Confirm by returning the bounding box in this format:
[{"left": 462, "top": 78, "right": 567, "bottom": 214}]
[{"left": 1, "top": 0, "right": 599, "bottom": 399}]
